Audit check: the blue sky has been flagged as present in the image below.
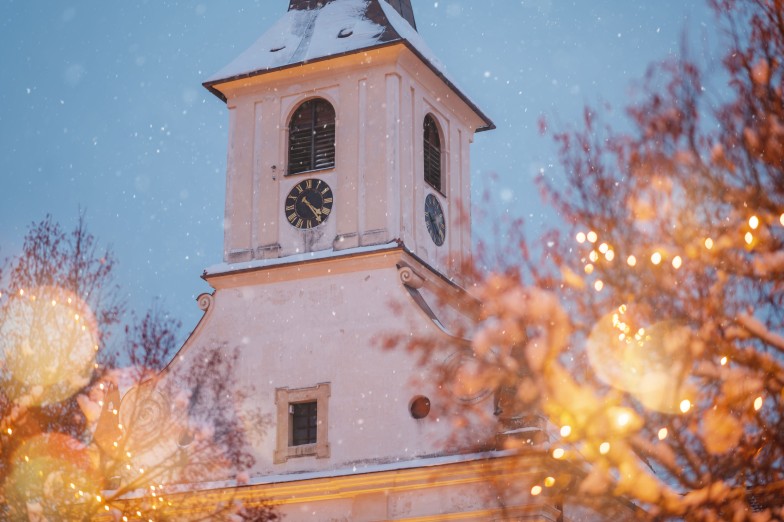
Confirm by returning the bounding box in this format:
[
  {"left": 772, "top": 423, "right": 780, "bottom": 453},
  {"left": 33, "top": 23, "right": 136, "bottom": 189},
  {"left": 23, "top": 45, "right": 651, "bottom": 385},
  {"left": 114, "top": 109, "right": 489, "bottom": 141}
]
[{"left": 0, "top": 1, "right": 719, "bottom": 340}]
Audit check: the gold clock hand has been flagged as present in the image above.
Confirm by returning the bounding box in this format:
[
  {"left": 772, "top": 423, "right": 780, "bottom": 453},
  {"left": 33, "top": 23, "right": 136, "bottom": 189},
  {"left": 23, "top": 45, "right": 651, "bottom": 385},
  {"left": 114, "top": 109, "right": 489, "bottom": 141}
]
[{"left": 302, "top": 197, "right": 322, "bottom": 222}]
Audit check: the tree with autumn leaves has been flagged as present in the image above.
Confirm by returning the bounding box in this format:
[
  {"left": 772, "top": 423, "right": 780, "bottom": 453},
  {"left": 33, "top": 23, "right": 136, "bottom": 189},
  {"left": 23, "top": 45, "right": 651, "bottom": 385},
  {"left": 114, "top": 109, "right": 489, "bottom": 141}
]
[
  {"left": 0, "top": 215, "right": 277, "bottom": 521},
  {"left": 397, "top": 0, "right": 784, "bottom": 520}
]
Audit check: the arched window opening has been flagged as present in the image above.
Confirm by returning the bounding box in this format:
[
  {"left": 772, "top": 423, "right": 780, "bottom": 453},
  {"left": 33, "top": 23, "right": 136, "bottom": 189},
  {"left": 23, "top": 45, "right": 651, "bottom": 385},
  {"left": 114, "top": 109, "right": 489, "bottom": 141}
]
[
  {"left": 423, "top": 114, "right": 442, "bottom": 192},
  {"left": 288, "top": 98, "right": 336, "bottom": 175}
]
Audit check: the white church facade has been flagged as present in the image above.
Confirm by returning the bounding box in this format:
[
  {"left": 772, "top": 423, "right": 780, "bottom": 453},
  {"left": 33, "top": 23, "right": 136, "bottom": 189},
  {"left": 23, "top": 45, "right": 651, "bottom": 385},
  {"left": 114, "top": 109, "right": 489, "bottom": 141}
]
[{"left": 115, "top": 1, "right": 637, "bottom": 520}]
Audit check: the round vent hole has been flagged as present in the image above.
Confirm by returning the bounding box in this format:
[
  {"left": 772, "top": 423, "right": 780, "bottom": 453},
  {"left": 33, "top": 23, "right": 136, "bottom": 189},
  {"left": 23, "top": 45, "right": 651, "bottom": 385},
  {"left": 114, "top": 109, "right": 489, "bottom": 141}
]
[{"left": 410, "top": 396, "right": 431, "bottom": 419}]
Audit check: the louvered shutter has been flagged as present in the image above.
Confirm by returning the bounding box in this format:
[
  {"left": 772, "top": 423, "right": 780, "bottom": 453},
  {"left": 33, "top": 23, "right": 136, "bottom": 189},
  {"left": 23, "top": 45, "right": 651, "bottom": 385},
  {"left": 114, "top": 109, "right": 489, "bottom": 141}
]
[
  {"left": 424, "top": 115, "right": 442, "bottom": 191},
  {"left": 288, "top": 99, "right": 336, "bottom": 175}
]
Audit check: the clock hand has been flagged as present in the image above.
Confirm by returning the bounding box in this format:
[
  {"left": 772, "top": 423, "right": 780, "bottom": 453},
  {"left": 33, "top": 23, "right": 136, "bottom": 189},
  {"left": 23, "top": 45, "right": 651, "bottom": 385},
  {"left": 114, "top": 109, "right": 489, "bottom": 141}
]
[{"left": 301, "top": 197, "right": 322, "bottom": 222}]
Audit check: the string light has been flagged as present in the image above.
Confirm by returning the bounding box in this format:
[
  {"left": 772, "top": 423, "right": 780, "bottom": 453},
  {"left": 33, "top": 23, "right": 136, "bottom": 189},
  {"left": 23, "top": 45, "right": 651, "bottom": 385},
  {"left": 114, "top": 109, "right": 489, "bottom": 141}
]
[
  {"left": 626, "top": 255, "right": 637, "bottom": 267},
  {"left": 544, "top": 477, "right": 556, "bottom": 487},
  {"left": 599, "top": 243, "right": 609, "bottom": 254},
  {"left": 658, "top": 428, "right": 668, "bottom": 440},
  {"left": 589, "top": 250, "right": 599, "bottom": 262},
  {"left": 587, "top": 231, "right": 598, "bottom": 243},
  {"left": 745, "top": 232, "right": 753, "bottom": 245},
  {"left": 754, "top": 396, "right": 763, "bottom": 411},
  {"left": 749, "top": 215, "right": 759, "bottom": 229},
  {"left": 651, "top": 252, "right": 662, "bottom": 265},
  {"left": 560, "top": 425, "right": 572, "bottom": 437},
  {"left": 552, "top": 448, "right": 565, "bottom": 459},
  {"left": 780, "top": 213, "right": 784, "bottom": 226},
  {"left": 705, "top": 237, "right": 714, "bottom": 250},
  {"left": 531, "top": 485, "right": 542, "bottom": 496},
  {"left": 605, "top": 249, "right": 615, "bottom": 262},
  {"left": 680, "top": 399, "right": 691, "bottom": 413},
  {"left": 672, "top": 256, "right": 682, "bottom": 269},
  {"left": 599, "top": 442, "right": 611, "bottom": 454},
  {"left": 616, "top": 411, "right": 631, "bottom": 427},
  {"left": 720, "top": 356, "right": 728, "bottom": 366},
  {"left": 576, "top": 232, "right": 586, "bottom": 243},
  {"left": 584, "top": 264, "right": 594, "bottom": 275},
  {"left": 594, "top": 280, "right": 604, "bottom": 292}
]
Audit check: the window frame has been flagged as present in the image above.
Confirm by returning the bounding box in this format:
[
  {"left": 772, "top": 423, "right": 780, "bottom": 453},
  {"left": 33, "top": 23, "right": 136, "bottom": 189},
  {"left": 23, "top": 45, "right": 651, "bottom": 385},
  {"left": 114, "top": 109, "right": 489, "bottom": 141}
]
[
  {"left": 423, "top": 113, "right": 445, "bottom": 194},
  {"left": 274, "top": 383, "right": 331, "bottom": 463},
  {"left": 286, "top": 98, "right": 336, "bottom": 176}
]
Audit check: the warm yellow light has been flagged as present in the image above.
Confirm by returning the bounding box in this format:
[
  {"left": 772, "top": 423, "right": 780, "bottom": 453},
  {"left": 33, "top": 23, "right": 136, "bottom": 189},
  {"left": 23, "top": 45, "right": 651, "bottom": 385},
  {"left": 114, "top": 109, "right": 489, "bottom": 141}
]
[
  {"left": 780, "top": 213, "right": 784, "bottom": 226},
  {"left": 51, "top": 300, "right": 56, "bottom": 306},
  {"left": 589, "top": 250, "right": 599, "bottom": 262},
  {"left": 658, "top": 428, "right": 668, "bottom": 440},
  {"left": 679, "top": 399, "right": 691, "bottom": 413},
  {"left": 96, "top": 495, "right": 102, "bottom": 503},
  {"left": 576, "top": 232, "right": 586, "bottom": 244},
  {"left": 616, "top": 411, "right": 631, "bottom": 427},
  {"left": 627, "top": 255, "right": 637, "bottom": 267},
  {"left": 599, "top": 243, "right": 609, "bottom": 254},
  {"left": 560, "top": 425, "right": 572, "bottom": 437},
  {"left": 605, "top": 249, "right": 615, "bottom": 262},
  {"left": 594, "top": 280, "right": 604, "bottom": 292},
  {"left": 552, "top": 448, "right": 565, "bottom": 459},
  {"left": 754, "top": 396, "right": 763, "bottom": 411},
  {"left": 618, "top": 304, "right": 627, "bottom": 314},
  {"left": 19, "top": 289, "right": 24, "bottom": 296},
  {"left": 672, "top": 256, "right": 682, "bottom": 269},
  {"left": 749, "top": 215, "right": 759, "bottom": 230},
  {"left": 544, "top": 476, "right": 556, "bottom": 487},
  {"left": 6, "top": 428, "right": 11, "bottom": 435},
  {"left": 584, "top": 263, "right": 594, "bottom": 274},
  {"left": 705, "top": 237, "right": 714, "bottom": 249},
  {"left": 745, "top": 232, "right": 753, "bottom": 245},
  {"left": 651, "top": 252, "right": 662, "bottom": 265},
  {"left": 720, "top": 356, "right": 728, "bottom": 366},
  {"left": 587, "top": 231, "right": 598, "bottom": 243},
  {"left": 531, "top": 485, "right": 543, "bottom": 496},
  {"left": 599, "top": 442, "right": 611, "bottom": 455}
]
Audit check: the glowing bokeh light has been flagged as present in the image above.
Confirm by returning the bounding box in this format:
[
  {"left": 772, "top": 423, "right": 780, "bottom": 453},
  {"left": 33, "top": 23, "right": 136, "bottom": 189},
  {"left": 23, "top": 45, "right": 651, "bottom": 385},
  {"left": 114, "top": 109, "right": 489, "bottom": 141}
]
[
  {"left": 651, "top": 252, "right": 662, "bottom": 265},
  {"left": 576, "top": 232, "right": 586, "bottom": 243},
  {"left": 560, "top": 425, "right": 572, "bottom": 437},
  {"left": 754, "top": 396, "right": 763, "bottom": 411},
  {"left": 720, "top": 356, "right": 728, "bottom": 366},
  {"left": 672, "top": 256, "right": 682, "bottom": 269},
  {"left": 587, "top": 308, "right": 694, "bottom": 413},
  {"left": 599, "top": 442, "right": 610, "bottom": 454},
  {"left": 589, "top": 250, "right": 599, "bottom": 263},
  {"left": 658, "top": 428, "right": 668, "bottom": 440},
  {"left": 552, "top": 448, "right": 565, "bottom": 459},
  {"left": 780, "top": 213, "right": 784, "bottom": 226},
  {"left": 584, "top": 263, "right": 594, "bottom": 275},
  {"left": 680, "top": 399, "right": 691, "bottom": 413},
  {"left": 745, "top": 232, "right": 753, "bottom": 245},
  {"left": 531, "top": 485, "right": 542, "bottom": 496},
  {"left": 594, "top": 280, "right": 604, "bottom": 292},
  {"left": 587, "top": 231, "right": 598, "bottom": 243},
  {"left": 0, "top": 286, "right": 98, "bottom": 405},
  {"left": 605, "top": 249, "right": 615, "bottom": 262},
  {"left": 749, "top": 215, "right": 759, "bottom": 230},
  {"left": 544, "top": 476, "right": 556, "bottom": 487},
  {"left": 599, "top": 243, "right": 609, "bottom": 254},
  {"left": 705, "top": 237, "right": 714, "bottom": 249},
  {"left": 627, "top": 255, "right": 637, "bottom": 267}
]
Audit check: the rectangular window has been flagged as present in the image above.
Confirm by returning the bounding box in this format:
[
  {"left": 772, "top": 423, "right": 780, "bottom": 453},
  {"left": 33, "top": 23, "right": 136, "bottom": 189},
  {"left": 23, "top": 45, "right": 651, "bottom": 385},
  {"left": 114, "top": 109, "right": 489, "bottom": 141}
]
[
  {"left": 274, "top": 383, "right": 330, "bottom": 463},
  {"left": 291, "top": 401, "right": 318, "bottom": 446}
]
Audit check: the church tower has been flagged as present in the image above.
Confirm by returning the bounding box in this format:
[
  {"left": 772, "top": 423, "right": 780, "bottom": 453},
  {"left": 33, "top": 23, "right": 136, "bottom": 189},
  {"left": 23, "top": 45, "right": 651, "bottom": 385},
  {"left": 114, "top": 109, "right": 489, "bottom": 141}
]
[
  {"left": 117, "top": 2, "right": 614, "bottom": 520},
  {"left": 203, "top": 0, "right": 493, "bottom": 285}
]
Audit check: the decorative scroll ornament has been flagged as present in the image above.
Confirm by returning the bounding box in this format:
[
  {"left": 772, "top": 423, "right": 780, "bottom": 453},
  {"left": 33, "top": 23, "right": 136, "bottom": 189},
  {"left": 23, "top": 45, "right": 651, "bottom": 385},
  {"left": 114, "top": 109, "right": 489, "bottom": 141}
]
[
  {"left": 197, "top": 293, "right": 214, "bottom": 312},
  {"left": 119, "top": 385, "right": 171, "bottom": 451},
  {"left": 398, "top": 266, "right": 425, "bottom": 289}
]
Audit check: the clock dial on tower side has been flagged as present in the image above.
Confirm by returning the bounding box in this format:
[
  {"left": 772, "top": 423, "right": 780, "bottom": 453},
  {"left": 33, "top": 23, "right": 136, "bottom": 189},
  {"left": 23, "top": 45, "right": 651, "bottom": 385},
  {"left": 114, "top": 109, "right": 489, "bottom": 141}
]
[
  {"left": 285, "top": 178, "right": 334, "bottom": 230},
  {"left": 424, "top": 193, "right": 446, "bottom": 246}
]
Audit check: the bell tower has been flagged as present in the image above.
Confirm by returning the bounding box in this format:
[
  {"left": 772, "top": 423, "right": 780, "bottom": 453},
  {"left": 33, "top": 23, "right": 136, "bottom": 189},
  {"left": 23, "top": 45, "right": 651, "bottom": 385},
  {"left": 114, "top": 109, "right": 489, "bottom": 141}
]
[{"left": 204, "top": 0, "right": 493, "bottom": 284}]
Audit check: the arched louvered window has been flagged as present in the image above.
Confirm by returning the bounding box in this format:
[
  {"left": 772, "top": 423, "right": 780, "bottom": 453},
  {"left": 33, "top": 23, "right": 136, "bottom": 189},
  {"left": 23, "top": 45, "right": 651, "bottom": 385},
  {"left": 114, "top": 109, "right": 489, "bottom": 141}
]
[
  {"left": 288, "top": 98, "right": 336, "bottom": 175},
  {"left": 423, "top": 114, "right": 442, "bottom": 192}
]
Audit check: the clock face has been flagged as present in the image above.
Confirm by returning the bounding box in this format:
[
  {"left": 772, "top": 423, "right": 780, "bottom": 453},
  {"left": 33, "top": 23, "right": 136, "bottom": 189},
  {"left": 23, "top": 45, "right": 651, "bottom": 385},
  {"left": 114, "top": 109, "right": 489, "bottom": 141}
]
[
  {"left": 424, "top": 193, "right": 446, "bottom": 246},
  {"left": 285, "top": 178, "right": 333, "bottom": 229}
]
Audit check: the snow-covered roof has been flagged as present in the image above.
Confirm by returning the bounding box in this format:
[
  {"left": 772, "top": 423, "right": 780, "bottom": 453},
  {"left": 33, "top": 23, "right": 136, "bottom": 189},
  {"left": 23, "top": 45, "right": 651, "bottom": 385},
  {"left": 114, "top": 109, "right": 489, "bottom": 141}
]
[{"left": 203, "top": 0, "right": 494, "bottom": 131}]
